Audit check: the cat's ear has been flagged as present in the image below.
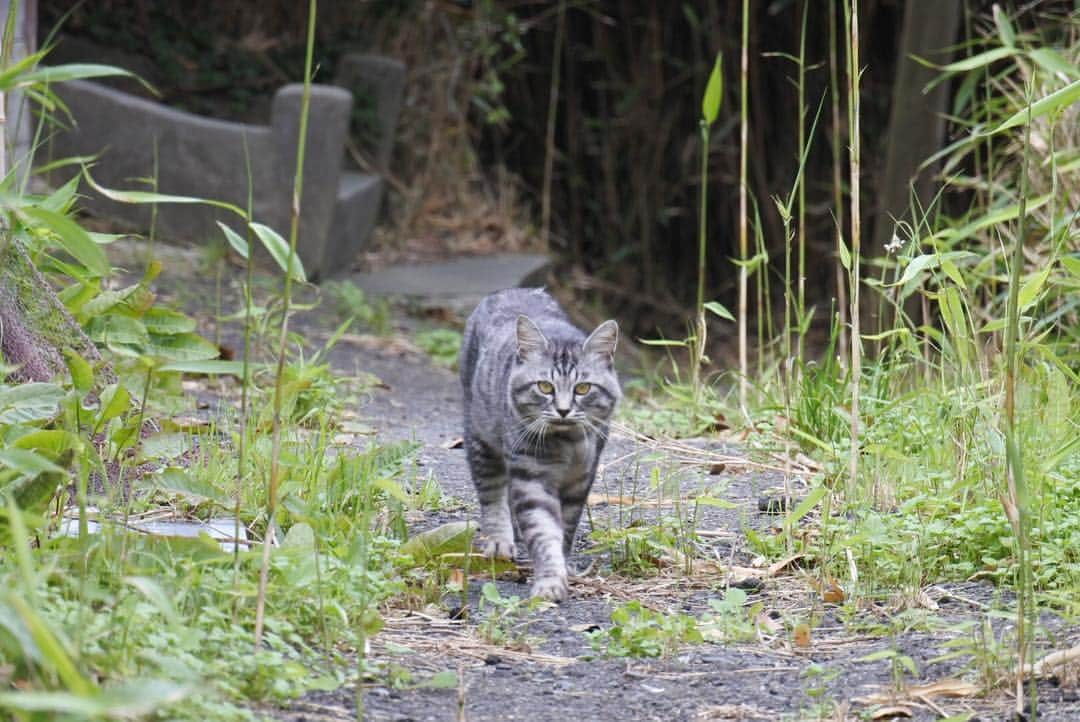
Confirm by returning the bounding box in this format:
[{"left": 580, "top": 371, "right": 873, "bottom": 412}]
[
  {"left": 516, "top": 315, "right": 549, "bottom": 360},
  {"left": 583, "top": 320, "right": 618, "bottom": 364}
]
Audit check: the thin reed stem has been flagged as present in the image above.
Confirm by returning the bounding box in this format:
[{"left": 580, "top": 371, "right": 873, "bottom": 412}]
[
  {"left": 844, "top": 0, "right": 862, "bottom": 493},
  {"left": 828, "top": 0, "right": 849, "bottom": 369},
  {"left": 737, "top": 0, "right": 750, "bottom": 415},
  {"left": 255, "top": 0, "right": 318, "bottom": 649}
]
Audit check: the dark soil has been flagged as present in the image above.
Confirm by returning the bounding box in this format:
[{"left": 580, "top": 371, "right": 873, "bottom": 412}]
[{"left": 132, "top": 243, "right": 1079, "bottom": 722}]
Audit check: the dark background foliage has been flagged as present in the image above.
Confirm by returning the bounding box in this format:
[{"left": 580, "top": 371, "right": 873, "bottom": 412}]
[{"left": 39, "top": 0, "right": 1066, "bottom": 334}]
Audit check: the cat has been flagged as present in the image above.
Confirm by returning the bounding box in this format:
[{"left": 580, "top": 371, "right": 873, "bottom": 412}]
[{"left": 459, "top": 288, "right": 620, "bottom": 602}]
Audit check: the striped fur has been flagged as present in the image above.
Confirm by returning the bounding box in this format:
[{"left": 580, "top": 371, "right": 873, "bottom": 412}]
[{"left": 460, "top": 288, "right": 620, "bottom": 602}]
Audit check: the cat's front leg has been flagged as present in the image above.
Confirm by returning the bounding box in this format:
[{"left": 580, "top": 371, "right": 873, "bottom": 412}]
[
  {"left": 509, "top": 468, "right": 568, "bottom": 602},
  {"left": 466, "top": 436, "right": 514, "bottom": 559}
]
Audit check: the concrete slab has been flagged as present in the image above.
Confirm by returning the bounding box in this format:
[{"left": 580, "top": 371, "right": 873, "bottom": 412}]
[{"left": 349, "top": 253, "right": 550, "bottom": 309}]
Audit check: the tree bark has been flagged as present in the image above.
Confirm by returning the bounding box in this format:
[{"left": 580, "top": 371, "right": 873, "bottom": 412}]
[{"left": 0, "top": 235, "right": 108, "bottom": 384}]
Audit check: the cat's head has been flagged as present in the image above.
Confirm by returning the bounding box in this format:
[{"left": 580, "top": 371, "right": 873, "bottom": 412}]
[{"left": 508, "top": 315, "right": 621, "bottom": 432}]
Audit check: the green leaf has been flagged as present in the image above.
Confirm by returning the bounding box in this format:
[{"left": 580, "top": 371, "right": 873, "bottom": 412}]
[
  {"left": 0, "top": 448, "right": 65, "bottom": 477},
  {"left": 0, "top": 383, "right": 64, "bottom": 424},
  {"left": 7, "top": 595, "right": 95, "bottom": 696},
  {"left": 417, "top": 670, "right": 460, "bottom": 690},
  {"left": 1017, "top": 265, "right": 1052, "bottom": 311},
  {"left": 138, "top": 433, "right": 191, "bottom": 463},
  {"left": 992, "top": 5, "right": 1016, "bottom": 48},
  {"left": 1028, "top": 48, "right": 1080, "bottom": 80},
  {"left": 703, "top": 301, "right": 735, "bottom": 322},
  {"left": 63, "top": 350, "right": 94, "bottom": 393},
  {"left": 82, "top": 165, "right": 244, "bottom": 216},
  {"left": 143, "top": 332, "right": 219, "bottom": 362},
  {"left": 158, "top": 360, "right": 259, "bottom": 375},
  {"left": 216, "top": 221, "right": 250, "bottom": 259},
  {"left": 939, "top": 257, "right": 967, "bottom": 291},
  {"left": 16, "top": 63, "right": 138, "bottom": 87},
  {"left": 250, "top": 222, "right": 306, "bottom": 282},
  {"left": 701, "top": 52, "right": 723, "bottom": 125},
  {"left": 141, "top": 308, "right": 197, "bottom": 335},
  {"left": 992, "top": 79, "right": 1080, "bottom": 134},
  {"left": 123, "top": 576, "right": 180, "bottom": 624},
  {"left": 17, "top": 206, "right": 109, "bottom": 277},
  {"left": 837, "top": 235, "right": 851, "bottom": 271},
  {"left": 637, "top": 338, "right": 688, "bottom": 347},
  {"left": 941, "top": 47, "right": 1015, "bottom": 73},
  {"left": 13, "top": 430, "right": 80, "bottom": 458},
  {"left": 1061, "top": 256, "right": 1080, "bottom": 279},
  {"left": 152, "top": 468, "right": 229, "bottom": 506},
  {"left": 784, "top": 485, "right": 828, "bottom": 528},
  {"left": 97, "top": 383, "right": 132, "bottom": 427},
  {"left": 400, "top": 521, "right": 476, "bottom": 565}
]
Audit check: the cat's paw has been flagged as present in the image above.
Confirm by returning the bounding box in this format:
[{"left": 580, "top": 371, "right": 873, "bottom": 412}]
[
  {"left": 530, "top": 575, "right": 568, "bottom": 603},
  {"left": 482, "top": 537, "right": 515, "bottom": 560}
]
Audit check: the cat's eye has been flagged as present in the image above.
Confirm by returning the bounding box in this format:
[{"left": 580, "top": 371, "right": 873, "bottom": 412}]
[
  {"left": 574, "top": 382, "right": 592, "bottom": 395},
  {"left": 536, "top": 380, "right": 555, "bottom": 394}
]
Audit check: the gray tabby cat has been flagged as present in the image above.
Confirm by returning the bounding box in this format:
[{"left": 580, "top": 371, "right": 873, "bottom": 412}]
[{"left": 459, "top": 288, "right": 620, "bottom": 602}]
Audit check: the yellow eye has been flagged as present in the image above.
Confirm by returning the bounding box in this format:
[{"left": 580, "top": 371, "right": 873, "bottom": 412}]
[
  {"left": 574, "top": 382, "right": 592, "bottom": 395},
  {"left": 537, "top": 380, "right": 555, "bottom": 394}
]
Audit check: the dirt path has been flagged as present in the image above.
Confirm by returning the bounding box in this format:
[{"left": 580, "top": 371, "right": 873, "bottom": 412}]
[
  {"left": 133, "top": 244, "right": 1076, "bottom": 722},
  {"left": 277, "top": 304, "right": 1077, "bottom": 722}
]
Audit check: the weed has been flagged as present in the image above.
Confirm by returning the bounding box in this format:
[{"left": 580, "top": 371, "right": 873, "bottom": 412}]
[
  {"left": 477, "top": 582, "right": 542, "bottom": 650},
  {"left": 586, "top": 601, "right": 702, "bottom": 659},
  {"left": 322, "top": 280, "right": 391, "bottom": 335},
  {"left": 414, "top": 328, "right": 463, "bottom": 370}
]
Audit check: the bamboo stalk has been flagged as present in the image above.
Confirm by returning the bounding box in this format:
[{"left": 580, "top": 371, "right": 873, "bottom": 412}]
[{"left": 737, "top": 0, "right": 750, "bottom": 414}]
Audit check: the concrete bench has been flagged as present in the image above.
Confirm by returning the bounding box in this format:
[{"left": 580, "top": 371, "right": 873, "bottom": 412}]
[{"left": 47, "top": 53, "right": 405, "bottom": 280}]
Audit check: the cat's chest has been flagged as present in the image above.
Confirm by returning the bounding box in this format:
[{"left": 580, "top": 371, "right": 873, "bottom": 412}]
[{"left": 509, "top": 433, "right": 593, "bottom": 475}]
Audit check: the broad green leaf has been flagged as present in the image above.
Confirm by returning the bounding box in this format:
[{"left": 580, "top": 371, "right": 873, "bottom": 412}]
[
  {"left": 400, "top": 521, "right": 476, "bottom": 565},
  {"left": 250, "top": 222, "right": 306, "bottom": 282},
  {"left": 152, "top": 468, "right": 229, "bottom": 506},
  {"left": 141, "top": 308, "right": 196, "bottom": 335},
  {"left": 1017, "top": 265, "right": 1052, "bottom": 310},
  {"left": 97, "top": 383, "right": 132, "bottom": 427},
  {"left": 63, "top": 350, "right": 94, "bottom": 393},
  {"left": 703, "top": 301, "right": 735, "bottom": 321},
  {"left": 0, "top": 383, "right": 64, "bottom": 424},
  {"left": 143, "top": 332, "right": 219, "bottom": 362},
  {"left": 159, "top": 360, "right": 259, "bottom": 375},
  {"left": 0, "top": 448, "right": 65, "bottom": 476},
  {"left": 1061, "top": 256, "right": 1080, "bottom": 278},
  {"left": 80, "top": 285, "right": 137, "bottom": 318},
  {"left": 217, "top": 221, "right": 249, "bottom": 259},
  {"left": 12, "top": 430, "right": 79, "bottom": 458},
  {"left": 281, "top": 522, "right": 315, "bottom": 551},
  {"left": 138, "top": 433, "right": 190, "bottom": 463},
  {"left": 992, "top": 79, "right": 1080, "bottom": 134},
  {"left": 0, "top": 679, "right": 187, "bottom": 716},
  {"left": 18, "top": 205, "right": 109, "bottom": 277},
  {"left": 941, "top": 47, "right": 1015, "bottom": 73},
  {"left": 701, "top": 52, "right": 723, "bottom": 125}
]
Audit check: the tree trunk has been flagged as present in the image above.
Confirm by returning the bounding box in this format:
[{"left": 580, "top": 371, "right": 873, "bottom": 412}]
[{"left": 0, "top": 235, "right": 108, "bottom": 384}]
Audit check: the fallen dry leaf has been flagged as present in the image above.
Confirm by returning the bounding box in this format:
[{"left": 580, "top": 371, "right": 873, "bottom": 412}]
[
  {"left": 821, "top": 578, "right": 846, "bottom": 604},
  {"left": 856, "top": 678, "right": 980, "bottom": 705},
  {"left": 870, "top": 706, "right": 912, "bottom": 720},
  {"left": 793, "top": 623, "right": 812, "bottom": 648},
  {"left": 768, "top": 553, "right": 810, "bottom": 577},
  {"left": 442, "top": 437, "right": 464, "bottom": 449}
]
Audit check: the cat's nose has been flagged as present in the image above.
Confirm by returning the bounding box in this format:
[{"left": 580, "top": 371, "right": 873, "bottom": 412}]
[{"left": 556, "top": 407, "right": 570, "bottom": 417}]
